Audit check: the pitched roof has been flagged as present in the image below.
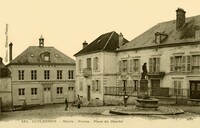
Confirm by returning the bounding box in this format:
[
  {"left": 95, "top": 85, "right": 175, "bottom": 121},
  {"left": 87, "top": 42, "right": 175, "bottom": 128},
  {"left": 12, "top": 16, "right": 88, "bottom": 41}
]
[
  {"left": 9, "top": 46, "right": 75, "bottom": 65},
  {"left": 74, "top": 31, "right": 129, "bottom": 56},
  {"left": 118, "top": 15, "right": 200, "bottom": 51}
]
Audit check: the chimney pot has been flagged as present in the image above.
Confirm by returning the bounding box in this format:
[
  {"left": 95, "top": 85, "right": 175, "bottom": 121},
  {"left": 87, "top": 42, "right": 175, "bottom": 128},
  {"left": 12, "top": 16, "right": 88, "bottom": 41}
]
[
  {"left": 82, "top": 41, "right": 88, "bottom": 49},
  {"left": 176, "top": 8, "right": 186, "bottom": 30},
  {"left": 118, "top": 32, "right": 124, "bottom": 47}
]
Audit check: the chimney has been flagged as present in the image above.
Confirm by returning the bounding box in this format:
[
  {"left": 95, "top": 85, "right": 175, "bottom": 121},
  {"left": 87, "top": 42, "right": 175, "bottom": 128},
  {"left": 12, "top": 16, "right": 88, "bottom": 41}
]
[
  {"left": 39, "top": 35, "right": 44, "bottom": 47},
  {"left": 118, "top": 33, "right": 124, "bottom": 47},
  {"left": 82, "top": 41, "right": 88, "bottom": 49},
  {"left": 0, "top": 57, "right": 2, "bottom": 65},
  {"left": 176, "top": 8, "right": 186, "bottom": 30},
  {"left": 9, "top": 42, "right": 13, "bottom": 62}
]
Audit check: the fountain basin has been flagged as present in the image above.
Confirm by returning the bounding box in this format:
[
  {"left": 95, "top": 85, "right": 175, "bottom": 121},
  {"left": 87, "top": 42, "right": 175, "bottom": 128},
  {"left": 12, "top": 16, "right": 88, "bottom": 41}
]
[{"left": 136, "top": 98, "right": 159, "bottom": 110}]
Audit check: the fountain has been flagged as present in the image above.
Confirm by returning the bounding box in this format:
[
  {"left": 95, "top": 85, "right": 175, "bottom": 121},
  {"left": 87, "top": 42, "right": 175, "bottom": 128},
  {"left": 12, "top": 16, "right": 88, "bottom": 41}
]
[
  {"left": 109, "top": 63, "right": 184, "bottom": 115},
  {"left": 136, "top": 63, "right": 159, "bottom": 110}
]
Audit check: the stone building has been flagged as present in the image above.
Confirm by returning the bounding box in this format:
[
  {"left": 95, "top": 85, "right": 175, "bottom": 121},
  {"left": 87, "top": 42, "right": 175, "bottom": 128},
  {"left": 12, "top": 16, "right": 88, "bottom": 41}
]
[
  {"left": 74, "top": 31, "right": 128, "bottom": 106},
  {"left": 8, "top": 36, "right": 76, "bottom": 107},
  {"left": 115, "top": 8, "right": 200, "bottom": 105},
  {"left": 0, "top": 57, "right": 12, "bottom": 111}
]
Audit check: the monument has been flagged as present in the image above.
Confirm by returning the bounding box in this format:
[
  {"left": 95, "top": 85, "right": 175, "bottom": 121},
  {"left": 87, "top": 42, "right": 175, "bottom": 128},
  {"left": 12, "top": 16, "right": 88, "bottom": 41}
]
[{"left": 136, "top": 63, "right": 159, "bottom": 110}]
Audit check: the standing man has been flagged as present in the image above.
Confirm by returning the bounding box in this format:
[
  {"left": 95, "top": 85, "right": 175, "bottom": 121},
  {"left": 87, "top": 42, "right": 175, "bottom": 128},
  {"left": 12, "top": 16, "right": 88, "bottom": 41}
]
[
  {"left": 65, "top": 97, "right": 68, "bottom": 111},
  {"left": 77, "top": 95, "right": 82, "bottom": 109}
]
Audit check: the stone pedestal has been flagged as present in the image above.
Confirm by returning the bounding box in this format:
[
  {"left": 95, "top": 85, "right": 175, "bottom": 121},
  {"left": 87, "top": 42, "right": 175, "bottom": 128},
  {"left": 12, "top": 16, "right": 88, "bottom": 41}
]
[
  {"left": 136, "top": 79, "right": 159, "bottom": 110},
  {"left": 138, "top": 79, "right": 149, "bottom": 99}
]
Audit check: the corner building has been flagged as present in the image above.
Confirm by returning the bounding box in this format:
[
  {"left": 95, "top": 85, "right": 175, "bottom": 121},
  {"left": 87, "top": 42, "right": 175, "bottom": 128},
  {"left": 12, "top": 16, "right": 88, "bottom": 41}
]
[{"left": 117, "top": 8, "right": 200, "bottom": 105}]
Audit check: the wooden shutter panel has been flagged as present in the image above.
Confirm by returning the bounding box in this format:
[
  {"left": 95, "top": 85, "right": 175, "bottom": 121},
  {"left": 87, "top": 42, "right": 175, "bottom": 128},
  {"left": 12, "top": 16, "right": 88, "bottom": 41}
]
[
  {"left": 130, "top": 59, "right": 133, "bottom": 73},
  {"left": 170, "top": 57, "right": 174, "bottom": 72},
  {"left": 181, "top": 56, "right": 186, "bottom": 72},
  {"left": 149, "top": 58, "right": 153, "bottom": 72},
  {"left": 187, "top": 56, "right": 191, "bottom": 72},
  {"left": 119, "top": 61, "right": 122, "bottom": 73},
  {"left": 98, "top": 80, "right": 101, "bottom": 93},
  {"left": 92, "top": 80, "right": 95, "bottom": 91},
  {"left": 138, "top": 59, "right": 141, "bottom": 73},
  {"left": 156, "top": 58, "right": 160, "bottom": 72},
  {"left": 127, "top": 60, "right": 130, "bottom": 73}
]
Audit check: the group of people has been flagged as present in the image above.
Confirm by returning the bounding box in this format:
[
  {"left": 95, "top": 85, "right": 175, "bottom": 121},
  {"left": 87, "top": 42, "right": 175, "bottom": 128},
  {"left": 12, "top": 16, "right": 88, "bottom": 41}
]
[{"left": 65, "top": 95, "right": 82, "bottom": 111}]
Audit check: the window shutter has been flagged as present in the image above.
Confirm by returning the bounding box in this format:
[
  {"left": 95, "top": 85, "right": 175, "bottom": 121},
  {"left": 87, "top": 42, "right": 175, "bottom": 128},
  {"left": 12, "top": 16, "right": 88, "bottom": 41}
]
[
  {"left": 93, "top": 58, "right": 95, "bottom": 71},
  {"left": 138, "top": 59, "right": 141, "bottom": 73},
  {"left": 92, "top": 80, "right": 95, "bottom": 91},
  {"left": 119, "top": 61, "right": 122, "bottom": 73},
  {"left": 127, "top": 60, "right": 129, "bottom": 73},
  {"left": 170, "top": 57, "right": 174, "bottom": 72},
  {"left": 99, "top": 80, "right": 101, "bottom": 93},
  {"left": 187, "top": 56, "right": 191, "bottom": 72},
  {"left": 129, "top": 59, "right": 133, "bottom": 73},
  {"left": 156, "top": 58, "right": 160, "bottom": 72},
  {"left": 97, "top": 57, "right": 99, "bottom": 71},
  {"left": 149, "top": 58, "right": 153, "bottom": 72},
  {"left": 181, "top": 56, "right": 186, "bottom": 72}
]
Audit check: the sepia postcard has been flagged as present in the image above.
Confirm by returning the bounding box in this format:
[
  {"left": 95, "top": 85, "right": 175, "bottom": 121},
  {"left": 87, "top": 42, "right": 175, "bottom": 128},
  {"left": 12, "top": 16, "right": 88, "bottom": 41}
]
[{"left": 0, "top": 0, "right": 200, "bottom": 128}]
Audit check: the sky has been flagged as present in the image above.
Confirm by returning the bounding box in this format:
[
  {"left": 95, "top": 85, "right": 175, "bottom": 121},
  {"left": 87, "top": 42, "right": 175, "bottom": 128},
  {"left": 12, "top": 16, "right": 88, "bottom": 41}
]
[{"left": 0, "top": 0, "right": 200, "bottom": 64}]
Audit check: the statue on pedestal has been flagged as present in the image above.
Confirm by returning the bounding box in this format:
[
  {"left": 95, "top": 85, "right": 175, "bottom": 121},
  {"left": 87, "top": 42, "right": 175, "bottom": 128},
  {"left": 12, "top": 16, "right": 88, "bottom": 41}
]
[{"left": 141, "top": 63, "right": 147, "bottom": 80}]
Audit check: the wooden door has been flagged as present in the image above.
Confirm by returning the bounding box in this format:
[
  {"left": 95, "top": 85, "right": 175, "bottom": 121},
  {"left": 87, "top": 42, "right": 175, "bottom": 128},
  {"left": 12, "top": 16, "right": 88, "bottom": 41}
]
[
  {"left": 68, "top": 87, "right": 75, "bottom": 102},
  {"left": 151, "top": 80, "right": 160, "bottom": 96},
  {"left": 44, "top": 87, "right": 51, "bottom": 104}
]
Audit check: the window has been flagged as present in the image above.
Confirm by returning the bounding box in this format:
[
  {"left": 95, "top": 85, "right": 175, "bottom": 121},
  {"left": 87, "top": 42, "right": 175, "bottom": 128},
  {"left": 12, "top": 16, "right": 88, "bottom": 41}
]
[
  {"left": 19, "top": 88, "right": 25, "bottom": 95},
  {"left": 31, "top": 88, "right": 38, "bottom": 99},
  {"left": 129, "top": 59, "right": 140, "bottom": 73},
  {"left": 92, "top": 80, "right": 101, "bottom": 92},
  {"left": 18, "top": 70, "right": 24, "bottom": 80},
  {"left": 122, "top": 60, "right": 128, "bottom": 72},
  {"left": 44, "top": 56, "right": 49, "bottom": 61},
  {"left": 174, "top": 56, "right": 182, "bottom": 72},
  {"left": 174, "top": 80, "right": 182, "bottom": 95},
  {"left": 170, "top": 55, "right": 191, "bottom": 72},
  {"left": 31, "top": 70, "right": 37, "bottom": 80},
  {"left": 18, "top": 88, "right": 25, "bottom": 99},
  {"left": 79, "top": 81, "right": 83, "bottom": 91},
  {"left": 149, "top": 58, "right": 160, "bottom": 72},
  {"left": 87, "top": 58, "right": 91, "bottom": 68},
  {"left": 192, "top": 55, "right": 200, "bottom": 72},
  {"left": 57, "top": 70, "right": 62, "bottom": 79},
  {"left": 57, "top": 87, "right": 63, "bottom": 96},
  {"left": 133, "top": 59, "right": 140, "bottom": 72},
  {"left": 68, "top": 87, "right": 74, "bottom": 90},
  {"left": 68, "top": 70, "right": 74, "bottom": 79},
  {"left": 44, "top": 70, "right": 50, "bottom": 79},
  {"left": 93, "top": 57, "right": 99, "bottom": 71},
  {"left": 78, "top": 59, "right": 83, "bottom": 72}
]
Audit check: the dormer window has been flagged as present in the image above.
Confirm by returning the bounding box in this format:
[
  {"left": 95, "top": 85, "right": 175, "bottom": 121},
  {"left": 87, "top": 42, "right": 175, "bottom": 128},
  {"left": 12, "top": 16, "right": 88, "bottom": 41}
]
[
  {"left": 44, "top": 55, "right": 50, "bottom": 61},
  {"left": 41, "top": 52, "right": 50, "bottom": 62},
  {"left": 155, "top": 32, "right": 168, "bottom": 44}
]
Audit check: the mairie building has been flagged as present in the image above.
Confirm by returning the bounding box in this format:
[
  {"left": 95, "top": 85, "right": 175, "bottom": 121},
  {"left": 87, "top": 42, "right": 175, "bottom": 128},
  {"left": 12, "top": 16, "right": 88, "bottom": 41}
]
[{"left": 8, "top": 36, "right": 76, "bottom": 107}]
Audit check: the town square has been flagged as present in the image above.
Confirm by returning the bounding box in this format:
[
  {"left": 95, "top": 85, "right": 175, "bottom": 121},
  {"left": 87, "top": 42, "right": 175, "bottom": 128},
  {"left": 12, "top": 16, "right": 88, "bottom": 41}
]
[{"left": 1, "top": 0, "right": 200, "bottom": 128}]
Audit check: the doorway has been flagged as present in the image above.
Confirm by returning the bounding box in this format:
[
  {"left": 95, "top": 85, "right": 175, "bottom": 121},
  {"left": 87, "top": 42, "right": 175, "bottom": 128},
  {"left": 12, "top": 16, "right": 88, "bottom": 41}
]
[
  {"left": 44, "top": 87, "right": 51, "bottom": 104},
  {"left": 190, "top": 81, "right": 200, "bottom": 99},
  {"left": 151, "top": 80, "right": 160, "bottom": 96}
]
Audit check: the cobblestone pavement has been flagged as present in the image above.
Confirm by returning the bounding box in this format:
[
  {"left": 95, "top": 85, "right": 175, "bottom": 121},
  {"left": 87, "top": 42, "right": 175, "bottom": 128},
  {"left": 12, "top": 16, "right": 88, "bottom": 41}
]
[{"left": 0, "top": 104, "right": 200, "bottom": 121}]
